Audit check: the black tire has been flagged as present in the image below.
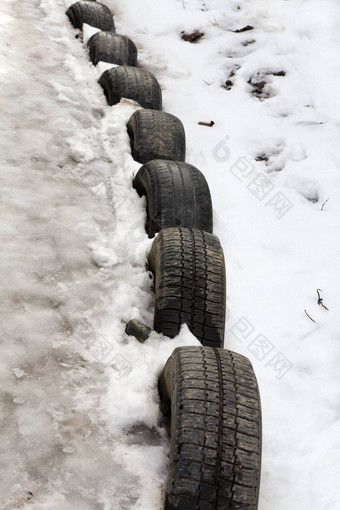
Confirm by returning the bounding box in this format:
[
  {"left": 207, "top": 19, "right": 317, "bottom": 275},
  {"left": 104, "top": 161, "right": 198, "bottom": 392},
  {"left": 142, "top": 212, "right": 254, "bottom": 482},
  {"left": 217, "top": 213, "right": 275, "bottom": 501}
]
[
  {"left": 66, "top": 1, "right": 114, "bottom": 31},
  {"left": 133, "top": 160, "right": 213, "bottom": 237},
  {"left": 148, "top": 227, "right": 226, "bottom": 347},
  {"left": 99, "top": 66, "right": 161, "bottom": 109},
  {"left": 127, "top": 110, "right": 186, "bottom": 164},
  {"left": 159, "top": 346, "right": 262, "bottom": 510},
  {"left": 88, "top": 32, "right": 137, "bottom": 66}
]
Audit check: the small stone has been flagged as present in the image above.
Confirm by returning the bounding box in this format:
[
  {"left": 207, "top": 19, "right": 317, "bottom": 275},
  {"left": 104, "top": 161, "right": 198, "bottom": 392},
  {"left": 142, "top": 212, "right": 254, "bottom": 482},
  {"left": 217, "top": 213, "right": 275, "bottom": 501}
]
[
  {"left": 125, "top": 320, "right": 151, "bottom": 343},
  {"left": 222, "top": 80, "right": 233, "bottom": 90}
]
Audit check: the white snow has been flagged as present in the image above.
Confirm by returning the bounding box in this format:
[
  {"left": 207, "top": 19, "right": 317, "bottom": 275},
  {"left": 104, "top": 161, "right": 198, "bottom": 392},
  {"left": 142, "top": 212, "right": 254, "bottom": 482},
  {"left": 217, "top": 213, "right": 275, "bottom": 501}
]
[{"left": 1, "top": 0, "right": 340, "bottom": 508}]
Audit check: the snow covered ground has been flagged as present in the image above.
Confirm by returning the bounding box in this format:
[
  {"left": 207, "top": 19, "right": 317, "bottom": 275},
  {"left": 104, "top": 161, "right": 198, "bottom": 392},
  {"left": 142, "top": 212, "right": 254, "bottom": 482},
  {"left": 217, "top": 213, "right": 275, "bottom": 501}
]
[{"left": 1, "top": 0, "right": 340, "bottom": 508}]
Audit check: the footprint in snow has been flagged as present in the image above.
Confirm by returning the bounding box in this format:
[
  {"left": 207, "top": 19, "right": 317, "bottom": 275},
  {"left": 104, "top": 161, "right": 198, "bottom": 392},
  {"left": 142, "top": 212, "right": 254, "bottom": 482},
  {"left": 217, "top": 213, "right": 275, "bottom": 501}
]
[{"left": 248, "top": 70, "right": 286, "bottom": 101}]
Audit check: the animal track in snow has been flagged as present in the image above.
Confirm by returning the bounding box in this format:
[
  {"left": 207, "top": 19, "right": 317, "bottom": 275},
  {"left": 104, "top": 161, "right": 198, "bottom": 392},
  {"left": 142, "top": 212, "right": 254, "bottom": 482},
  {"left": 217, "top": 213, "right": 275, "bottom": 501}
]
[
  {"left": 221, "top": 64, "right": 241, "bottom": 90},
  {"left": 181, "top": 29, "right": 204, "bottom": 43},
  {"left": 255, "top": 142, "right": 286, "bottom": 172},
  {"left": 255, "top": 142, "right": 309, "bottom": 177},
  {"left": 242, "top": 38, "right": 256, "bottom": 47},
  {"left": 248, "top": 70, "right": 286, "bottom": 100},
  {"left": 289, "top": 177, "right": 320, "bottom": 204}
]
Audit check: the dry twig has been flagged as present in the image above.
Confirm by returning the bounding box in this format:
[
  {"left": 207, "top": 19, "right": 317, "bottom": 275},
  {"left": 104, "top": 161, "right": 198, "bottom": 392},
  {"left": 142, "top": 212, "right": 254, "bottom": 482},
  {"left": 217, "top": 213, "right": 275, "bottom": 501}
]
[
  {"left": 321, "top": 197, "right": 329, "bottom": 211},
  {"left": 198, "top": 120, "right": 215, "bottom": 127},
  {"left": 317, "top": 289, "right": 329, "bottom": 311},
  {"left": 304, "top": 310, "right": 316, "bottom": 323}
]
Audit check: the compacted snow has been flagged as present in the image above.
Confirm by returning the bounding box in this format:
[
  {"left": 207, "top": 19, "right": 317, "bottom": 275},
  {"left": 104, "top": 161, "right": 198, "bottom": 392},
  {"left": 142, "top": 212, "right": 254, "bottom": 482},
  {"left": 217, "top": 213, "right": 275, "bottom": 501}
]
[{"left": 1, "top": 0, "right": 340, "bottom": 508}]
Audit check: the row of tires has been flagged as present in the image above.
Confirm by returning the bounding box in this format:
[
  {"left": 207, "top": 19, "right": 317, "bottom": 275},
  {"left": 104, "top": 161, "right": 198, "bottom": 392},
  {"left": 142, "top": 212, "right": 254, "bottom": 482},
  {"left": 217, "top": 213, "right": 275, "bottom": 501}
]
[{"left": 65, "top": 2, "right": 262, "bottom": 508}]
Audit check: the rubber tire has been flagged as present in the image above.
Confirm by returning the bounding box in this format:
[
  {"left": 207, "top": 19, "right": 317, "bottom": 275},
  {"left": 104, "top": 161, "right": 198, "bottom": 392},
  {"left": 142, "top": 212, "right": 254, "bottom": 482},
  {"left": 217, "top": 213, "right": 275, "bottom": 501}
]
[
  {"left": 99, "top": 66, "right": 161, "bottom": 109},
  {"left": 159, "top": 346, "right": 262, "bottom": 510},
  {"left": 148, "top": 227, "right": 226, "bottom": 347},
  {"left": 127, "top": 110, "right": 186, "bottom": 164},
  {"left": 66, "top": 1, "right": 114, "bottom": 31},
  {"left": 88, "top": 32, "right": 137, "bottom": 67},
  {"left": 133, "top": 160, "right": 213, "bottom": 237}
]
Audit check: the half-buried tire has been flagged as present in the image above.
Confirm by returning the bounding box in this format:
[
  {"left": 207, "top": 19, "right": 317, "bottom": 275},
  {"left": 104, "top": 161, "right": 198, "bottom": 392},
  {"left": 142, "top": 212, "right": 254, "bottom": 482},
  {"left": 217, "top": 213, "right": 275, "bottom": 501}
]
[
  {"left": 159, "top": 346, "right": 262, "bottom": 510},
  {"left": 99, "top": 66, "right": 161, "bottom": 109},
  {"left": 66, "top": 1, "right": 114, "bottom": 31},
  {"left": 88, "top": 32, "right": 137, "bottom": 66},
  {"left": 127, "top": 110, "right": 185, "bottom": 164},
  {"left": 133, "top": 160, "right": 212, "bottom": 237},
  {"left": 148, "top": 227, "right": 225, "bottom": 348}
]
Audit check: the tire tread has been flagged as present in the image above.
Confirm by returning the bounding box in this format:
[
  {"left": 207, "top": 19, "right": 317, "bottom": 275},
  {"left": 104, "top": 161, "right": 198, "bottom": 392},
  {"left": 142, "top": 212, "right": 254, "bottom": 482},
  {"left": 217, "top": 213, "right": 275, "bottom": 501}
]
[
  {"left": 148, "top": 227, "right": 226, "bottom": 347},
  {"left": 159, "top": 346, "right": 261, "bottom": 510},
  {"left": 127, "top": 110, "right": 186, "bottom": 164},
  {"left": 133, "top": 160, "right": 213, "bottom": 237},
  {"left": 88, "top": 32, "right": 137, "bottom": 66},
  {"left": 66, "top": 1, "right": 114, "bottom": 31},
  {"left": 99, "top": 66, "right": 161, "bottom": 108}
]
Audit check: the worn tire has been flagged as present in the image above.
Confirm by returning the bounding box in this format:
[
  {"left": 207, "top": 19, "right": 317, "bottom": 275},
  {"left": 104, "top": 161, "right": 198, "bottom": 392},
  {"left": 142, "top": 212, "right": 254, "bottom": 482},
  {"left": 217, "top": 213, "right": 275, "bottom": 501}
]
[
  {"left": 66, "top": 1, "right": 114, "bottom": 31},
  {"left": 127, "top": 110, "right": 186, "bottom": 164},
  {"left": 159, "top": 346, "right": 262, "bottom": 510},
  {"left": 133, "top": 160, "right": 213, "bottom": 237},
  {"left": 88, "top": 32, "right": 137, "bottom": 66},
  {"left": 99, "top": 66, "right": 161, "bottom": 108},
  {"left": 148, "top": 227, "right": 225, "bottom": 347}
]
